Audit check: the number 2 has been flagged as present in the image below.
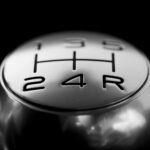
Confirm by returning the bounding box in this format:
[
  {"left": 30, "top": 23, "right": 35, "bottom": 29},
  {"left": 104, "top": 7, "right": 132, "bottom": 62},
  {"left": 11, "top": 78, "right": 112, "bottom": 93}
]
[{"left": 23, "top": 76, "right": 45, "bottom": 91}]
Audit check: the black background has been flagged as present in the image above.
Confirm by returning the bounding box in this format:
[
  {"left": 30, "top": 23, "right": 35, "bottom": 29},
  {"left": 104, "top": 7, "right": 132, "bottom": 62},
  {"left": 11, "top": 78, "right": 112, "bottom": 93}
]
[{"left": 0, "top": 3, "right": 149, "bottom": 63}]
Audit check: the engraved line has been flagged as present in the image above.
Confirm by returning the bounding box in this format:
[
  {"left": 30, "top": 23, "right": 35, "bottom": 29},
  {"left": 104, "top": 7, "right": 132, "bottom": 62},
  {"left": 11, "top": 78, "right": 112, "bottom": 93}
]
[
  {"left": 37, "top": 59, "right": 113, "bottom": 63},
  {"left": 112, "top": 53, "right": 115, "bottom": 72},
  {"left": 37, "top": 43, "right": 42, "bottom": 50},
  {"left": 73, "top": 51, "right": 76, "bottom": 70},
  {"left": 34, "top": 54, "right": 38, "bottom": 73},
  {"left": 35, "top": 53, "right": 115, "bottom": 72}
]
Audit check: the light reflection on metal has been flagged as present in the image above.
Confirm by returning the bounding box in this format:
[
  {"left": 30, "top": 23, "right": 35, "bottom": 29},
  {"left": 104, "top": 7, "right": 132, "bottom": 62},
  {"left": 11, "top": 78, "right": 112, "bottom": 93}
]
[
  {"left": 112, "top": 109, "right": 146, "bottom": 133},
  {"left": 75, "top": 115, "right": 91, "bottom": 127},
  {"left": 69, "top": 106, "right": 147, "bottom": 148}
]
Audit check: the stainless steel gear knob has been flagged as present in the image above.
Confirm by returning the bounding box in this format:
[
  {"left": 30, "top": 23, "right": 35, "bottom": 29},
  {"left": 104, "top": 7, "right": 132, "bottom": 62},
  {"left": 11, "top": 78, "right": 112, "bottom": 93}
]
[{"left": 0, "top": 31, "right": 150, "bottom": 150}]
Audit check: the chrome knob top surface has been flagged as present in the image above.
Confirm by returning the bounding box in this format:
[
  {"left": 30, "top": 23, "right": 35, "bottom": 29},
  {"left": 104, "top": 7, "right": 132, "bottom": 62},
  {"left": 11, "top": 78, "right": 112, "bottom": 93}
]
[{"left": 0, "top": 32, "right": 149, "bottom": 113}]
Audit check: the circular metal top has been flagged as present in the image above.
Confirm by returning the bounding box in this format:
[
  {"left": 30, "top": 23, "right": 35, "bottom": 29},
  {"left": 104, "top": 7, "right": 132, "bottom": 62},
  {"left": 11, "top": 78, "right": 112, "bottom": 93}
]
[{"left": 0, "top": 32, "right": 149, "bottom": 112}]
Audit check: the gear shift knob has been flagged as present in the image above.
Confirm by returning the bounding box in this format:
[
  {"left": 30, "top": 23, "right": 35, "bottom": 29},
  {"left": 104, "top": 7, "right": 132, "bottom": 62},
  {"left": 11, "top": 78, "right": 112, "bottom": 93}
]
[{"left": 0, "top": 31, "right": 150, "bottom": 150}]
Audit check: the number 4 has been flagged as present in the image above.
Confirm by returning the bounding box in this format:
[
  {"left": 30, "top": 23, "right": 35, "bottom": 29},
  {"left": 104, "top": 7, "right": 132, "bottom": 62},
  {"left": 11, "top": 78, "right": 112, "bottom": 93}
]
[{"left": 61, "top": 74, "right": 86, "bottom": 88}]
